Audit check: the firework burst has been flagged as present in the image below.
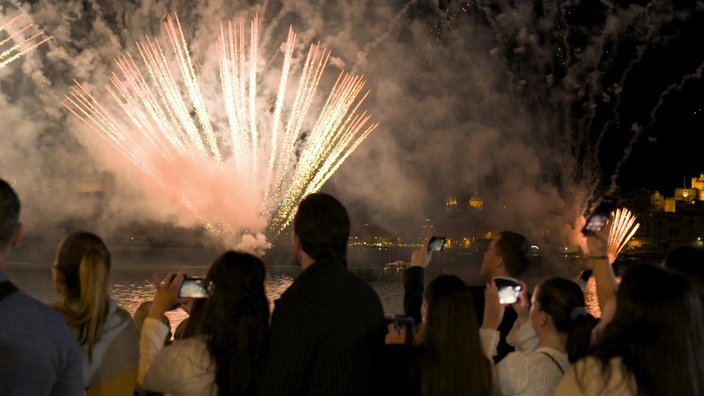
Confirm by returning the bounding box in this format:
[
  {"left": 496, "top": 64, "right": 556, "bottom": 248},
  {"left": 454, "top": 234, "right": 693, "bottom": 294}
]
[
  {"left": 607, "top": 207, "right": 640, "bottom": 262},
  {"left": 64, "top": 14, "right": 378, "bottom": 240},
  {"left": 0, "top": 13, "right": 52, "bottom": 69}
]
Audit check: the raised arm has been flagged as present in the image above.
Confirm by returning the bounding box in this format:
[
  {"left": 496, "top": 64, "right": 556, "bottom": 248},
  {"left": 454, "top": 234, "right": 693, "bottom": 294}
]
[
  {"left": 138, "top": 272, "right": 182, "bottom": 388},
  {"left": 479, "top": 280, "right": 506, "bottom": 359},
  {"left": 403, "top": 239, "right": 433, "bottom": 325},
  {"left": 585, "top": 229, "right": 618, "bottom": 314}
]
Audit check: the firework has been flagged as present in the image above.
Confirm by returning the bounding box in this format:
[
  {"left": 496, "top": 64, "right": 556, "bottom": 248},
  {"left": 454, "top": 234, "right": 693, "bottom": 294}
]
[
  {"left": 64, "top": 14, "right": 378, "bottom": 239},
  {"left": 607, "top": 207, "right": 640, "bottom": 261},
  {"left": 0, "top": 13, "right": 52, "bottom": 69}
]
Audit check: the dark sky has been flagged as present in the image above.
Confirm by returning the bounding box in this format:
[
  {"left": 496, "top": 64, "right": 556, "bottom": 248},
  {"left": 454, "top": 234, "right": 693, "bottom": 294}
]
[
  {"left": 1, "top": 0, "right": 703, "bottom": 248},
  {"left": 439, "top": 0, "right": 704, "bottom": 194},
  {"left": 593, "top": 4, "right": 704, "bottom": 193}
]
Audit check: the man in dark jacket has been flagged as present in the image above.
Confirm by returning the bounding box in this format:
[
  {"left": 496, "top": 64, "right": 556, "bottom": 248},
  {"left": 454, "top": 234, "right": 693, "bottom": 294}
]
[
  {"left": 404, "top": 231, "right": 531, "bottom": 362},
  {"left": 261, "top": 193, "right": 386, "bottom": 396}
]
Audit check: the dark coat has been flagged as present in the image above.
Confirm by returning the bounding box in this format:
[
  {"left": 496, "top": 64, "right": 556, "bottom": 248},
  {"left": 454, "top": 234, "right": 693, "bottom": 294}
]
[{"left": 261, "top": 257, "right": 386, "bottom": 396}]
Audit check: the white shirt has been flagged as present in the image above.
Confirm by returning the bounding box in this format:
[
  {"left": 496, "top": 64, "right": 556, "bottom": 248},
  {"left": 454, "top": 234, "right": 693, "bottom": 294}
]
[
  {"left": 481, "top": 320, "right": 569, "bottom": 396},
  {"left": 138, "top": 317, "right": 217, "bottom": 395}
]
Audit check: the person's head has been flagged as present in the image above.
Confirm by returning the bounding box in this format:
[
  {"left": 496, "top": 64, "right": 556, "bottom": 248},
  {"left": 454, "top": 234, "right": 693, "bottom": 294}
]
[
  {"left": 663, "top": 245, "right": 704, "bottom": 301},
  {"left": 53, "top": 231, "right": 111, "bottom": 300},
  {"left": 589, "top": 263, "right": 704, "bottom": 396},
  {"left": 421, "top": 275, "right": 493, "bottom": 396},
  {"left": 201, "top": 251, "right": 269, "bottom": 396},
  {"left": 480, "top": 231, "right": 530, "bottom": 279},
  {"left": 531, "top": 277, "right": 597, "bottom": 362},
  {"left": 293, "top": 193, "right": 350, "bottom": 264},
  {"left": 0, "top": 179, "right": 22, "bottom": 259},
  {"left": 203, "top": 251, "right": 268, "bottom": 318},
  {"left": 52, "top": 231, "right": 111, "bottom": 358}
]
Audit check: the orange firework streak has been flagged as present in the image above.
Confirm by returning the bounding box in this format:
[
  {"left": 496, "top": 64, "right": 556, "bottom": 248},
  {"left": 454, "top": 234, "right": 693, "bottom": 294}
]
[{"left": 0, "top": 13, "right": 52, "bottom": 69}]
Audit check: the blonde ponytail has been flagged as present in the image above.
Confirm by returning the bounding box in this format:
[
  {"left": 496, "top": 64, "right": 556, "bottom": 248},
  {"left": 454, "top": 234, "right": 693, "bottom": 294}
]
[
  {"left": 53, "top": 232, "right": 111, "bottom": 361},
  {"left": 78, "top": 250, "right": 110, "bottom": 359}
]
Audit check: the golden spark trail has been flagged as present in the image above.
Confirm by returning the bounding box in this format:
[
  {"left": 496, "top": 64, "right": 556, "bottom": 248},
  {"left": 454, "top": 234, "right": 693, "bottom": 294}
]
[
  {"left": 248, "top": 16, "right": 259, "bottom": 180},
  {"left": 269, "top": 44, "right": 331, "bottom": 206},
  {"left": 607, "top": 207, "right": 640, "bottom": 262},
  {"left": 164, "top": 15, "right": 221, "bottom": 162},
  {"left": 264, "top": 26, "right": 296, "bottom": 203},
  {"left": 218, "top": 21, "right": 248, "bottom": 174},
  {"left": 0, "top": 13, "right": 52, "bottom": 69},
  {"left": 65, "top": 14, "right": 378, "bottom": 240}
]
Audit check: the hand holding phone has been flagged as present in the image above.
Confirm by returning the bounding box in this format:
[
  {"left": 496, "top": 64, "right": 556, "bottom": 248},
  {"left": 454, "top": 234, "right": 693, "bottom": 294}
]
[
  {"left": 392, "top": 315, "right": 416, "bottom": 344},
  {"left": 178, "top": 277, "right": 210, "bottom": 298},
  {"left": 582, "top": 196, "right": 618, "bottom": 236},
  {"left": 493, "top": 276, "right": 523, "bottom": 305},
  {"left": 427, "top": 236, "right": 446, "bottom": 252},
  {"left": 149, "top": 272, "right": 184, "bottom": 318}
]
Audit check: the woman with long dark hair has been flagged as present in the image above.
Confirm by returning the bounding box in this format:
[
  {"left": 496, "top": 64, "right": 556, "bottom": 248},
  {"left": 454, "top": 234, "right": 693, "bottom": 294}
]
[
  {"left": 384, "top": 272, "right": 495, "bottom": 396},
  {"left": 422, "top": 274, "right": 495, "bottom": 395},
  {"left": 555, "top": 263, "right": 704, "bottom": 395},
  {"left": 52, "top": 231, "right": 140, "bottom": 395},
  {"left": 138, "top": 251, "right": 269, "bottom": 395}
]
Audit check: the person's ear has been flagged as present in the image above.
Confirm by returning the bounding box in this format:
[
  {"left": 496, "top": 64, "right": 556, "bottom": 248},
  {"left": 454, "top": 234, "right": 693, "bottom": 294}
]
[
  {"left": 10, "top": 222, "right": 23, "bottom": 248},
  {"left": 494, "top": 256, "right": 505, "bottom": 272},
  {"left": 538, "top": 310, "right": 549, "bottom": 328},
  {"left": 293, "top": 233, "right": 301, "bottom": 250}
]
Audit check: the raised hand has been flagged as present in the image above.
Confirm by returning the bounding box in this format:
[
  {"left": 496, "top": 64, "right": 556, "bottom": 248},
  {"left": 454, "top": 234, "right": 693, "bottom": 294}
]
[
  {"left": 512, "top": 282, "right": 530, "bottom": 325},
  {"left": 482, "top": 281, "right": 505, "bottom": 330},
  {"left": 148, "top": 272, "right": 184, "bottom": 320},
  {"left": 410, "top": 237, "right": 433, "bottom": 268}
]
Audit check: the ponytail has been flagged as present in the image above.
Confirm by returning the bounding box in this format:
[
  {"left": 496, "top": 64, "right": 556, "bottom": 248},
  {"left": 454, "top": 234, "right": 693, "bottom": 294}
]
[
  {"left": 536, "top": 277, "right": 598, "bottom": 363},
  {"left": 566, "top": 307, "right": 597, "bottom": 362},
  {"left": 53, "top": 232, "right": 111, "bottom": 360},
  {"left": 77, "top": 250, "right": 110, "bottom": 359}
]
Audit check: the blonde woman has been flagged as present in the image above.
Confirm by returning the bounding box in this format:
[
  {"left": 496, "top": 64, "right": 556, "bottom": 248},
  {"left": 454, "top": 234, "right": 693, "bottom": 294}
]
[{"left": 52, "top": 231, "right": 139, "bottom": 395}]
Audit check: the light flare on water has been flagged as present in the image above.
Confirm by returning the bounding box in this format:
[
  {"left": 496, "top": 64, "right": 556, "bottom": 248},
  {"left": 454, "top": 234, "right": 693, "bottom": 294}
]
[{"left": 64, "top": 14, "right": 378, "bottom": 241}]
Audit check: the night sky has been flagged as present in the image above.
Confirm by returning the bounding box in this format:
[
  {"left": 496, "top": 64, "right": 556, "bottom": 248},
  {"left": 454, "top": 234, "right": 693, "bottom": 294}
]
[
  {"left": 586, "top": 2, "right": 704, "bottom": 193},
  {"left": 440, "top": 0, "right": 704, "bottom": 194},
  {"left": 0, "top": 0, "right": 702, "bottom": 247}
]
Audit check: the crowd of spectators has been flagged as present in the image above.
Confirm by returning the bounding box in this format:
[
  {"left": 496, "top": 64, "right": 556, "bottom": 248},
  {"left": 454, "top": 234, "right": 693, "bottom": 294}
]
[{"left": 1, "top": 176, "right": 704, "bottom": 395}]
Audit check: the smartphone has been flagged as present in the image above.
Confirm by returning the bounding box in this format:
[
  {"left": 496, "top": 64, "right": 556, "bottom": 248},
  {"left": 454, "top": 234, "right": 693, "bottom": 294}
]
[
  {"left": 178, "top": 277, "right": 209, "bottom": 298},
  {"left": 428, "top": 236, "right": 447, "bottom": 252},
  {"left": 392, "top": 315, "right": 416, "bottom": 344},
  {"left": 493, "top": 276, "right": 523, "bottom": 305},
  {"left": 582, "top": 196, "right": 618, "bottom": 236}
]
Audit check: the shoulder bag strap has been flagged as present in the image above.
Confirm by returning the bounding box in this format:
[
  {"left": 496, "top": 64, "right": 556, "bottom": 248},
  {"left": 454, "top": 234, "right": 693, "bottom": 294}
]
[
  {"left": 0, "top": 280, "right": 19, "bottom": 301},
  {"left": 539, "top": 350, "right": 566, "bottom": 375}
]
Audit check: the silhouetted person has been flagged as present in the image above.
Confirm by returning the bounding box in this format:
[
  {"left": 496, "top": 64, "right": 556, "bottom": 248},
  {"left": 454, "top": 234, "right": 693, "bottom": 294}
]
[
  {"left": 405, "top": 231, "right": 532, "bottom": 362},
  {"left": 663, "top": 244, "right": 704, "bottom": 302},
  {"left": 555, "top": 263, "right": 704, "bottom": 395},
  {"left": 261, "top": 193, "right": 386, "bottom": 396},
  {"left": 384, "top": 274, "right": 495, "bottom": 396},
  {"left": 0, "top": 178, "right": 83, "bottom": 394}
]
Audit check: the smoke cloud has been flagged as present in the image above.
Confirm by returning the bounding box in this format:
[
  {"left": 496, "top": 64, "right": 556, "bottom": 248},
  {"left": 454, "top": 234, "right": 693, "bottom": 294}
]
[{"left": 0, "top": 0, "right": 701, "bottom": 261}]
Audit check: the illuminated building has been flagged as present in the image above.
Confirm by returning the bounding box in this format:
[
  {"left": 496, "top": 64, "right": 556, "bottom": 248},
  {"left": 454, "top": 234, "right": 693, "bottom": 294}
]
[
  {"left": 692, "top": 173, "right": 704, "bottom": 200},
  {"left": 469, "top": 192, "right": 483, "bottom": 211},
  {"left": 651, "top": 191, "right": 665, "bottom": 211}
]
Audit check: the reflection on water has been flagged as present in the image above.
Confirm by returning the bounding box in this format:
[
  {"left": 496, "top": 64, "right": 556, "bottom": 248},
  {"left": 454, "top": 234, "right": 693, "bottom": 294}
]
[
  {"left": 583, "top": 277, "right": 600, "bottom": 317},
  {"left": 6, "top": 246, "right": 608, "bottom": 336},
  {"left": 5, "top": 250, "right": 406, "bottom": 335}
]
